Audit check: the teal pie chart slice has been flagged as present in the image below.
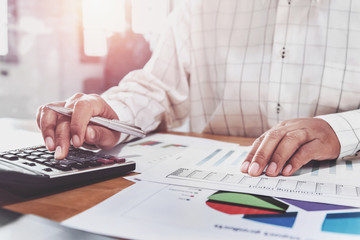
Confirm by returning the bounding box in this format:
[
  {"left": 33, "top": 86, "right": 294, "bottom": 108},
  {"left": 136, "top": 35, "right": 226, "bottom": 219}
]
[{"left": 322, "top": 212, "right": 360, "bottom": 235}]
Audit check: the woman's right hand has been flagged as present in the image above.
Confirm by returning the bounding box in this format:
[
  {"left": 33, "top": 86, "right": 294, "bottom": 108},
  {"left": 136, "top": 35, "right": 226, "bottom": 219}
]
[{"left": 36, "top": 93, "right": 121, "bottom": 159}]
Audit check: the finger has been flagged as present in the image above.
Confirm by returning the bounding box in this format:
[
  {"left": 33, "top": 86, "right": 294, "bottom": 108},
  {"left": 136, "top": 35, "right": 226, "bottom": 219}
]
[
  {"left": 69, "top": 95, "right": 108, "bottom": 148},
  {"left": 54, "top": 115, "right": 71, "bottom": 159},
  {"left": 36, "top": 105, "right": 42, "bottom": 129},
  {"left": 248, "top": 127, "right": 288, "bottom": 176},
  {"left": 265, "top": 129, "right": 309, "bottom": 177},
  {"left": 37, "top": 106, "right": 55, "bottom": 150},
  {"left": 282, "top": 142, "right": 315, "bottom": 176},
  {"left": 241, "top": 135, "right": 264, "bottom": 173},
  {"left": 39, "top": 103, "right": 64, "bottom": 151},
  {"left": 37, "top": 101, "right": 66, "bottom": 128},
  {"left": 70, "top": 100, "right": 93, "bottom": 148},
  {"left": 84, "top": 125, "right": 120, "bottom": 149},
  {"left": 65, "top": 92, "right": 85, "bottom": 108}
]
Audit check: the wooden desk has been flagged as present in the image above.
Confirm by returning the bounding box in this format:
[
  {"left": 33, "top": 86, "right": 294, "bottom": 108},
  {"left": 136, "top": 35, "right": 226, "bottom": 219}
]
[{"left": 0, "top": 130, "right": 254, "bottom": 222}]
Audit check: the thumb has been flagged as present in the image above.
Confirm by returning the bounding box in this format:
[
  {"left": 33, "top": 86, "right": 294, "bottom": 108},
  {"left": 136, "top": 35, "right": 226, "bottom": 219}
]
[{"left": 84, "top": 125, "right": 120, "bottom": 149}]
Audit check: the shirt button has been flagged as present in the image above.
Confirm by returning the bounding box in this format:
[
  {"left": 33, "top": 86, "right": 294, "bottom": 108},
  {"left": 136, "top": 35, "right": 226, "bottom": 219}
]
[{"left": 281, "top": 47, "right": 287, "bottom": 59}]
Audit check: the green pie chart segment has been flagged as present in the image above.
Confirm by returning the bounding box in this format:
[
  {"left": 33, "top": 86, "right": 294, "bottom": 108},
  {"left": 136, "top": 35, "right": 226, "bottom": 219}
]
[{"left": 207, "top": 191, "right": 288, "bottom": 212}]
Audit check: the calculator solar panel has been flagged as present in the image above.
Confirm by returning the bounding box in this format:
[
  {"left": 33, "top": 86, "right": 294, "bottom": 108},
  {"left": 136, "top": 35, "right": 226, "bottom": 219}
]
[{"left": 0, "top": 145, "right": 135, "bottom": 194}]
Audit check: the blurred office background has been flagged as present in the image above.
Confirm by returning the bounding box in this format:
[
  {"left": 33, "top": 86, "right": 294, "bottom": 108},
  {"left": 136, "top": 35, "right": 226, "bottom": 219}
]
[{"left": 0, "top": 0, "right": 180, "bottom": 119}]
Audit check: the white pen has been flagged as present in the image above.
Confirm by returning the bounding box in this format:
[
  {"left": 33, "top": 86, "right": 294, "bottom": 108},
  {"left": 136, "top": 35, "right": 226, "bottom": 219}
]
[
  {"left": 46, "top": 105, "right": 146, "bottom": 138},
  {"left": 342, "top": 152, "right": 360, "bottom": 161}
]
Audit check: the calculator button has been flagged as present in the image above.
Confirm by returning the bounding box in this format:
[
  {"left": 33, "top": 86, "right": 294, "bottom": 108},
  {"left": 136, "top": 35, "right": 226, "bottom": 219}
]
[
  {"left": 36, "top": 148, "right": 48, "bottom": 152},
  {"left": 23, "top": 149, "right": 36, "bottom": 154},
  {"left": 2, "top": 154, "right": 19, "bottom": 160},
  {"left": 53, "top": 164, "right": 72, "bottom": 171},
  {"left": 88, "top": 160, "right": 102, "bottom": 167},
  {"left": 16, "top": 153, "right": 29, "bottom": 158},
  {"left": 40, "top": 154, "right": 55, "bottom": 160},
  {"left": 26, "top": 155, "right": 39, "bottom": 161},
  {"left": 58, "top": 159, "right": 77, "bottom": 166},
  {"left": 72, "top": 163, "right": 87, "bottom": 169},
  {"left": 110, "top": 157, "right": 125, "bottom": 163},
  {"left": 34, "top": 158, "right": 48, "bottom": 163},
  {"left": 31, "top": 152, "right": 44, "bottom": 157},
  {"left": 44, "top": 159, "right": 58, "bottom": 167},
  {"left": 79, "top": 156, "right": 98, "bottom": 162},
  {"left": 73, "top": 157, "right": 89, "bottom": 163},
  {"left": 97, "top": 159, "right": 114, "bottom": 165},
  {"left": 43, "top": 168, "right": 53, "bottom": 172},
  {"left": 65, "top": 155, "right": 82, "bottom": 161}
]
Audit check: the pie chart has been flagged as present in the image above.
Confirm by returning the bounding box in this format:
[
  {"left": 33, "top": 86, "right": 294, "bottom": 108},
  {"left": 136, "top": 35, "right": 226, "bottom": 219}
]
[{"left": 206, "top": 191, "right": 297, "bottom": 228}]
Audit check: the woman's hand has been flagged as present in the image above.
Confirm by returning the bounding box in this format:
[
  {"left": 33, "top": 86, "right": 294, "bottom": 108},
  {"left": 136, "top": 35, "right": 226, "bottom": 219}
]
[
  {"left": 37, "top": 93, "right": 120, "bottom": 159},
  {"left": 241, "top": 118, "right": 340, "bottom": 177}
]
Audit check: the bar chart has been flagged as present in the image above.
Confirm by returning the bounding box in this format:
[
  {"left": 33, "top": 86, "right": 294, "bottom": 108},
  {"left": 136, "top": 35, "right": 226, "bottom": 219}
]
[{"left": 146, "top": 146, "right": 360, "bottom": 207}]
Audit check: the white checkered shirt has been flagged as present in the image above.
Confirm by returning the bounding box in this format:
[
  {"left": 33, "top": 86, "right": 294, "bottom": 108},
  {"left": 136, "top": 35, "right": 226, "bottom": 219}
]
[{"left": 102, "top": 0, "right": 360, "bottom": 159}]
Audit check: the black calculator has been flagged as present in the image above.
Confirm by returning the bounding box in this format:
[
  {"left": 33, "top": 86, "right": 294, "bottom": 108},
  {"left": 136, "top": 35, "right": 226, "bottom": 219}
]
[{"left": 0, "top": 145, "right": 135, "bottom": 194}]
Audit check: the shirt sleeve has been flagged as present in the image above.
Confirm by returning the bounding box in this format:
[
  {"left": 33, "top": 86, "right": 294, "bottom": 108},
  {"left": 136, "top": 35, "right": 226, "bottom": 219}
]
[
  {"left": 101, "top": 1, "right": 191, "bottom": 143},
  {"left": 316, "top": 110, "right": 360, "bottom": 159}
]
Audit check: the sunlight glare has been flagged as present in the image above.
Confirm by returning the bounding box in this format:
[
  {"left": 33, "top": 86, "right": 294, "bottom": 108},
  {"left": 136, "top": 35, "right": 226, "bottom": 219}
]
[
  {"left": 0, "top": 0, "right": 8, "bottom": 56},
  {"left": 82, "top": 0, "right": 126, "bottom": 57}
]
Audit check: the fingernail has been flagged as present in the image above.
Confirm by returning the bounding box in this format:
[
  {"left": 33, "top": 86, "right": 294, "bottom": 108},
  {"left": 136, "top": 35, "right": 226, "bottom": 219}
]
[
  {"left": 241, "top": 161, "right": 250, "bottom": 172},
  {"left": 45, "top": 137, "right": 54, "bottom": 150},
  {"left": 282, "top": 164, "right": 293, "bottom": 175},
  {"left": 72, "top": 134, "right": 80, "bottom": 147},
  {"left": 266, "top": 162, "right": 277, "bottom": 175},
  {"left": 87, "top": 127, "right": 95, "bottom": 140},
  {"left": 249, "top": 162, "right": 260, "bottom": 176},
  {"left": 55, "top": 146, "right": 62, "bottom": 159}
]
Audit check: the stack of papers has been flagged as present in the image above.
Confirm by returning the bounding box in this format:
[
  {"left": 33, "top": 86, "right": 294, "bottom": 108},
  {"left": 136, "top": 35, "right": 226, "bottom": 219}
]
[{"left": 62, "top": 133, "right": 360, "bottom": 240}]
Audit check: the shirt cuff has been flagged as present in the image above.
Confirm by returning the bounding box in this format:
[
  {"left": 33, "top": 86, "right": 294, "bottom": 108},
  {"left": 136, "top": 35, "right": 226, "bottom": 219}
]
[{"left": 316, "top": 110, "right": 360, "bottom": 160}]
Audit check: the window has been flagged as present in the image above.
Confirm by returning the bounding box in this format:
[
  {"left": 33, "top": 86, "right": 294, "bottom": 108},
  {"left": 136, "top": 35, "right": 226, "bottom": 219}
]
[
  {"left": 81, "top": 0, "right": 126, "bottom": 61},
  {"left": 0, "top": 0, "right": 8, "bottom": 56},
  {"left": 131, "top": 0, "right": 179, "bottom": 51},
  {"left": 0, "top": 0, "right": 17, "bottom": 63},
  {"left": 131, "top": 0, "right": 170, "bottom": 35}
]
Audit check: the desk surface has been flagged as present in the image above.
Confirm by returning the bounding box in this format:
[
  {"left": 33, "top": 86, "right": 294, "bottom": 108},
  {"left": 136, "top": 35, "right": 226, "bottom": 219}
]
[{"left": 0, "top": 122, "right": 255, "bottom": 222}]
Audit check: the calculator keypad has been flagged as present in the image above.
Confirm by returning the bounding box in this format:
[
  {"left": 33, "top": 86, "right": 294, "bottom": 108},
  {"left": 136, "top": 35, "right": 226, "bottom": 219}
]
[{"left": 0, "top": 146, "right": 128, "bottom": 176}]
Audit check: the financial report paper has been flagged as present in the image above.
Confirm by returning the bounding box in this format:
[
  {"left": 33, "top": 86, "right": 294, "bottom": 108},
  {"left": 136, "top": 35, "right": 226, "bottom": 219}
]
[
  {"left": 63, "top": 181, "right": 360, "bottom": 240},
  {"left": 138, "top": 146, "right": 360, "bottom": 207}
]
